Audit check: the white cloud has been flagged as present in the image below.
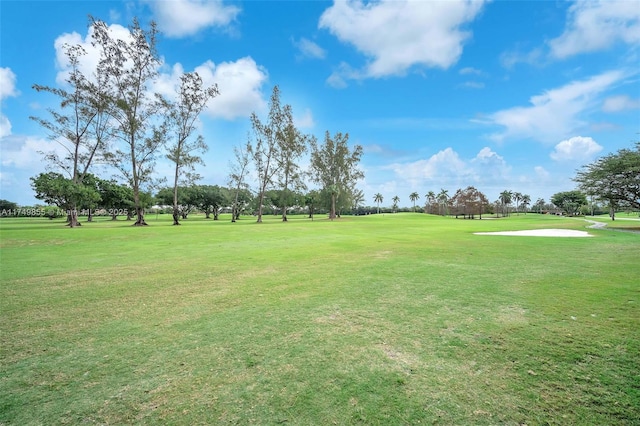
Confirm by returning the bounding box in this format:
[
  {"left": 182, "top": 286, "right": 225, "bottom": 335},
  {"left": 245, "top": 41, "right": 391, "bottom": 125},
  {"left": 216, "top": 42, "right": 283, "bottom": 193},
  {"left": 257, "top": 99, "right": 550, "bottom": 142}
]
[
  {"left": 0, "top": 171, "right": 16, "bottom": 187},
  {"left": 460, "top": 81, "right": 484, "bottom": 89},
  {"left": 487, "top": 70, "right": 626, "bottom": 143},
  {"left": 534, "top": 166, "right": 550, "bottom": 180},
  {"left": 319, "top": 0, "right": 486, "bottom": 82},
  {"left": 470, "top": 147, "right": 512, "bottom": 184},
  {"left": 386, "top": 146, "right": 514, "bottom": 191},
  {"left": 147, "top": 0, "right": 240, "bottom": 38},
  {"left": 326, "top": 73, "right": 347, "bottom": 89},
  {"left": 0, "top": 67, "right": 18, "bottom": 138},
  {"left": 499, "top": 46, "right": 544, "bottom": 69},
  {"left": 294, "top": 108, "right": 315, "bottom": 129},
  {"left": 153, "top": 58, "right": 268, "bottom": 120},
  {"left": 293, "top": 37, "right": 326, "bottom": 60},
  {"left": 53, "top": 23, "right": 267, "bottom": 121},
  {"left": 550, "top": 136, "right": 603, "bottom": 162},
  {"left": 364, "top": 144, "right": 384, "bottom": 154},
  {"left": 0, "top": 135, "right": 67, "bottom": 170},
  {"left": 0, "top": 67, "right": 18, "bottom": 100},
  {"left": 326, "top": 62, "right": 361, "bottom": 89},
  {"left": 389, "top": 148, "right": 466, "bottom": 185},
  {"left": 152, "top": 63, "right": 186, "bottom": 100},
  {"left": 0, "top": 114, "right": 12, "bottom": 139},
  {"left": 194, "top": 58, "right": 268, "bottom": 120},
  {"left": 386, "top": 147, "right": 468, "bottom": 187},
  {"left": 54, "top": 24, "right": 132, "bottom": 86},
  {"left": 109, "top": 9, "right": 121, "bottom": 23},
  {"left": 602, "top": 94, "right": 640, "bottom": 112},
  {"left": 549, "top": 0, "right": 640, "bottom": 59},
  {"left": 459, "top": 67, "right": 483, "bottom": 76}
]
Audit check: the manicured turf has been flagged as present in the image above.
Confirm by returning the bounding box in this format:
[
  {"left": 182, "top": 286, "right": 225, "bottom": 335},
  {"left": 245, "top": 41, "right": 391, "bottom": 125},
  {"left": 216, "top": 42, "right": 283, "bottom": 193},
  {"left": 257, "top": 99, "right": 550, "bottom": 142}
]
[{"left": 1, "top": 213, "right": 638, "bottom": 424}]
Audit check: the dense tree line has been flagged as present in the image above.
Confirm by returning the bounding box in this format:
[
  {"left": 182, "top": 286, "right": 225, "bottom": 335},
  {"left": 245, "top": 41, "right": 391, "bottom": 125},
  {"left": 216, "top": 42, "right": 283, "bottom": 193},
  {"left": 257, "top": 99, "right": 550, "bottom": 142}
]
[{"left": 22, "top": 17, "right": 365, "bottom": 227}]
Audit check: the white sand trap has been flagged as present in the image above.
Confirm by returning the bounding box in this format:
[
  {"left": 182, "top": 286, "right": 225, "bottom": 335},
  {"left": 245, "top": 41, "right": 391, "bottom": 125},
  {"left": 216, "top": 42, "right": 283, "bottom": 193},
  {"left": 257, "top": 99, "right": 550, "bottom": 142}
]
[{"left": 474, "top": 229, "right": 593, "bottom": 237}]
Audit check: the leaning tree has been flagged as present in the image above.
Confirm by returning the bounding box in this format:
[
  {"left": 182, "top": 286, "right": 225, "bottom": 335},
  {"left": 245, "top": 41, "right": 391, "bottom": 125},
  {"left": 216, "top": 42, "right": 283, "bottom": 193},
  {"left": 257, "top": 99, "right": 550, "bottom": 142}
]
[{"left": 30, "top": 43, "right": 111, "bottom": 227}]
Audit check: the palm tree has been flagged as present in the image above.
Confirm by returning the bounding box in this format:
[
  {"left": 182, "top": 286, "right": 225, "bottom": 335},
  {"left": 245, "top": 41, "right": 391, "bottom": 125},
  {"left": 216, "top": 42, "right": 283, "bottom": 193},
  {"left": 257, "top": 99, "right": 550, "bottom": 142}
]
[
  {"left": 409, "top": 192, "right": 419, "bottom": 212},
  {"left": 392, "top": 195, "right": 400, "bottom": 213},
  {"left": 521, "top": 194, "right": 531, "bottom": 214},
  {"left": 513, "top": 192, "right": 522, "bottom": 215},
  {"left": 535, "top": 198, "right": 545, "bottom": 214},
  {"left": 426, "top": 191, "right": 436, "bottom": 214},
  {"left": 437, "top": 189, "right": 449, "bottom": 216},
  {"left": 374, "top": 193, "right": 383, "bottom": 214},
  {"left": 499, "top": 190, "right": 512, "bottom": 217}
]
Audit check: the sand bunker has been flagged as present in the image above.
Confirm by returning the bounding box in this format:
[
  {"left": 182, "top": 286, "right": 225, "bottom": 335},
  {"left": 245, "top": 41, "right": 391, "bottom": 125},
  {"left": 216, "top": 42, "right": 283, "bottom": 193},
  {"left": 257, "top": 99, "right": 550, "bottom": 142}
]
[{"left": 474, "top": 229, "right": 593, "bottom": 237}]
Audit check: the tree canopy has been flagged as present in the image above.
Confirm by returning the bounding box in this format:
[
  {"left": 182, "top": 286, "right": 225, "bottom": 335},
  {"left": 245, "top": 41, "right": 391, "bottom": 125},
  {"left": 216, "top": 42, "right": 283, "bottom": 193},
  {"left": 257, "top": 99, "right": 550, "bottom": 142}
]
[
  {"left": 30, "top": 43, "right": 111, "bottom": 226},
  {"left": 309, "top": 131, "right": 363, "bottom": 220},
  {"left": 575, "top": 142, "right": 640, "bottom": 218},
  {"left": 551, "top": 190, "right": 587, "bottom": 216},
  {"left": 450, "top": 186, "right": 489, "bottom": 219}
]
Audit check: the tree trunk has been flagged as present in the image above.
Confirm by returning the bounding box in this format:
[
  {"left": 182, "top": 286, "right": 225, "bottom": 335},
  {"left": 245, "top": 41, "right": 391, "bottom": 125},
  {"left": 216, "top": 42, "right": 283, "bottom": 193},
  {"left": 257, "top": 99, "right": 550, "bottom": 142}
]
[
  {"left": 133, "top": 206, "right": 147, "bottom": 226},
  {"left": 172, "top": 207, "right": 181, "bottom": 226},
  {"left": 256, "top": 188, "right": 265, "bottom": 223},
  {"left": 87, "top": 209, "right": 93, "bottom": 222},
  {"left": 67, "top": 209, "right": 81, "bottom": 227},
  {"left": 330, "top": 194, "right": 337, "bottom": 220}
]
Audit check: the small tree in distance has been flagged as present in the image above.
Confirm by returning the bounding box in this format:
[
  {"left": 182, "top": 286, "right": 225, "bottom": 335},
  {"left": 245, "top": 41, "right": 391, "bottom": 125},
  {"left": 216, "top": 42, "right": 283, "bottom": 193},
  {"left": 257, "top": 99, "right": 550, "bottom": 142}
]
[
  {"left": 309, "top": 131, "right": 364, "bottom": 220},
  {"left": 276, "top": 106, "right": 309, "bottom": 222},
  {"left": 437, "top": 189, "right": 449, "bottom": 216},
  {"left": 165, "top": 72, "right": 219, "bottom": 226},
  {"left": 551, "top": 190, "right": 587, "bottom": 216},
  {"left": 374, "top": 193, "right": 383, "bottom": 214},
  {"left": 228, "top": 141, "right": 252, "bottom": 222},
  {"left": 250, "top": 86, "right": 287, "bottom": 223},
  {"left": 409, "top": 192, "right": 419, "bottom": 212},
  {"left": 499, "top": 190, "right": 512, "bottom": 217}
]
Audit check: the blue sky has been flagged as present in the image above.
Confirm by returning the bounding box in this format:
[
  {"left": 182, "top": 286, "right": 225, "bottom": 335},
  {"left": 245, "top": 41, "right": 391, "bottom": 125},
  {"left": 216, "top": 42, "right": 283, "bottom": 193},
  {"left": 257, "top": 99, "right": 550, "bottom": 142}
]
[{"left": 1, "top": 0, "right": 639, "bottom": 208}]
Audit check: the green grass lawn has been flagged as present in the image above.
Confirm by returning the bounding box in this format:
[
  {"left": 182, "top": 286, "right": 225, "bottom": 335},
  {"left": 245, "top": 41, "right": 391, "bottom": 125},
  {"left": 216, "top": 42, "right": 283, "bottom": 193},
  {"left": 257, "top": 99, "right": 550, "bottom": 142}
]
[
  {"left": 1, "top": 213, "right": 638, "bottom": 424},
  {"left": 586, "top": 212, "right": 640, "bottom": 232}
]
